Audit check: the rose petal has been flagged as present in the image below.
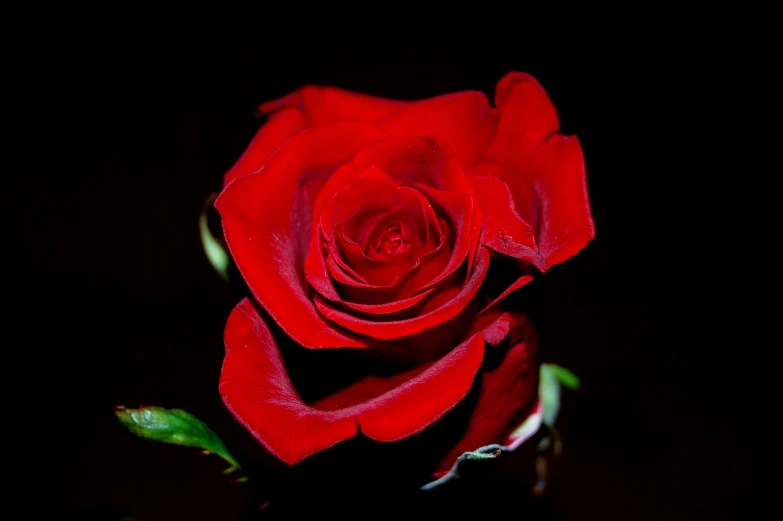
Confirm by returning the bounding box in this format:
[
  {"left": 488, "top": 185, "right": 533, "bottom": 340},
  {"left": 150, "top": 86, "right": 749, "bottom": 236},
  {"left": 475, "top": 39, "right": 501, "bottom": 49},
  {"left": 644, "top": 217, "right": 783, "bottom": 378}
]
[
  {"left": 482, "top": 72, "right": 595, "bottom": 270},
  {"left": 216, "top": 122, "right": 390, "bottom": 349},
  {"left": 487, "top": 72, "right": 559, "bottom": 161},
  {"left": 320, "top": 167, "right": 422, "bottom": 287},
  {"left": 333, "top": 289, "right": 436, "bottom": 316},
  {"left": 411, "top": 184, "right": 476, "bottom": 293},
  {"left": 482, "top": 134, "right": 595, "bottom": 270},
  {"left": 307, "top": 163, "right": 475, "bottom": 310},
  {"left": 468, "top": 309, "right": 516, "bottom": 346},
  {"left": 220, "top": 298, "right": 486, "bottom": 465},
  {"left": 380, "top": 91, "right": 497, "bottom": 168},
  {"left": 304, "top": 166, "right": 443, "bottom": 309},
  {"left": 223, "top": 108, "right": 306, "bottom": 186},
  {"left": 523, "top": 134, "right": 595, "bottom": 267},
  {"left": 467, "top": 173, "right": 545, "bottom": 270},
  {"left": 303, "top": 137, "right": 474, "bottom": 306},
  {"left": 333, "top": 195, "right": 446, "bottom": 296},
  {"left": 313, "top": 249, "right": 490, "bottom": 340},
  {"left": 303, "top": 167, "right": 402, "bottom": 300},
  {"left": 432, "top": 312, "right": 539, "bottom": 476},
  {"left": 259, "top": 84, "right": 408, "bottom": 127},
  {"left": 313, "top": 138, "right": 473, "bottom": 222},
  {"left": 352, "top": 137, "right": 474, "bottom": 195}
]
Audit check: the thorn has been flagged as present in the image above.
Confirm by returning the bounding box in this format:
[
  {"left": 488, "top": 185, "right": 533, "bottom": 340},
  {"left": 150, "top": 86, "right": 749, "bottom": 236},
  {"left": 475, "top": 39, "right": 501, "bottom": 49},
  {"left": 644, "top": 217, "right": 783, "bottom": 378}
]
[
  {"left": 114, "top": 405, "right": 127, "bottom": 412},
  {"left": 222, "top": 466, "right": 237, "bottom": 475},
  {"left": 200, "top": 450, "right": 211, "bottom": 455},
  {"left": 491, "top": 449, "right": 502, "bottom": 456},
  {"left": 235, "top": 476, "right": 248, "bottom": 483}
]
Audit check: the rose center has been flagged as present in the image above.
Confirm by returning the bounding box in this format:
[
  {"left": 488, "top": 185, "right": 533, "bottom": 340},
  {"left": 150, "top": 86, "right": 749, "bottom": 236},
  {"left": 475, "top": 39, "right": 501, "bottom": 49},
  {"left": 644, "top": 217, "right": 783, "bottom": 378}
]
[{"left": 372, "top": 225, "right": 410, "bottom": 256}]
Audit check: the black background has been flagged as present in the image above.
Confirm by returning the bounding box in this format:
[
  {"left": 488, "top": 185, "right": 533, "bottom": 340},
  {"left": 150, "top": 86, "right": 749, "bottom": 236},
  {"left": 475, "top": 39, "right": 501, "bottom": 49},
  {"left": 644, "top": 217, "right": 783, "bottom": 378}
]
[{"left": 10, "top": 36, "right": 769, "bottom": 519}]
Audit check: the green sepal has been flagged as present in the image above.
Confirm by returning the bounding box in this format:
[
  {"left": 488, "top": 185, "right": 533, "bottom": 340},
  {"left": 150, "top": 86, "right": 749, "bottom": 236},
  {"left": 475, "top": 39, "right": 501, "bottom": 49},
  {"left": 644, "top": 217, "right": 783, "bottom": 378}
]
[
  {"left": 419, "top": 444, "right": 506, "bottom": 491},
  {"left": 199, "top": 192, "right": 230, "bottom": 282},
  {"left": 539, "top": 363, "right": 580, "bottom": 427},
  {"left": 549, "top": 363, "right": 581, "bottom": 389},
  {"left": 115, "top": 406, "right": 240, "bottom": 470}
]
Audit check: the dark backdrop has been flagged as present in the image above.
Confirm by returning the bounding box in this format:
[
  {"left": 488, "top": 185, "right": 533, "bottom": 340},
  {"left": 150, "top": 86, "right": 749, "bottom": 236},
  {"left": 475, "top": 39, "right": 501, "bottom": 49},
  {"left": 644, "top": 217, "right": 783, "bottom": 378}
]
[{"left": 10, "top": 36, "right": 768, "bottom": 519}]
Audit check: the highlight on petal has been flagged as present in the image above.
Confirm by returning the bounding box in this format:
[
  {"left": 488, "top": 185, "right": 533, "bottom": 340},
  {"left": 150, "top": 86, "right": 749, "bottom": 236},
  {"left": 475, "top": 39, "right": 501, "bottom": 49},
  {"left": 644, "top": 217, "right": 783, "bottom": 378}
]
[
  {"left": 431, "top": 312, "right": 539, "bottom": 476},
  {"left": 216, "top": 122, "right": 390, "bottom": 349},
  {"left": 220, "top": 298, "right": 486, "bottom": 465}
]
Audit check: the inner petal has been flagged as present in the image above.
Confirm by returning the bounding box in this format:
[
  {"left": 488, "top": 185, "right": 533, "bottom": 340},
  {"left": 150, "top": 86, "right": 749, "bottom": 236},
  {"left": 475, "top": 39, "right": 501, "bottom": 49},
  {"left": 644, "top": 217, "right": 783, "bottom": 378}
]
[
  {"left": 333, "top": 186, "right": 443, "bottom": 288},
  {"left": 372, "top": 225, "right": 409, "bottom": 257},
  {"left": 341, "top": 186, "right": 431, "bottom": 254}
]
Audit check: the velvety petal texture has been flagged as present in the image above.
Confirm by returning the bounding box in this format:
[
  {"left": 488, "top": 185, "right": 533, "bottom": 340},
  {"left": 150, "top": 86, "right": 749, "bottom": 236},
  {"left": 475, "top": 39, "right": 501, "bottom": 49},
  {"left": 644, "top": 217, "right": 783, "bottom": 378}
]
[{"left": 220, "top": 299, "right": 486, "bottom": 465}]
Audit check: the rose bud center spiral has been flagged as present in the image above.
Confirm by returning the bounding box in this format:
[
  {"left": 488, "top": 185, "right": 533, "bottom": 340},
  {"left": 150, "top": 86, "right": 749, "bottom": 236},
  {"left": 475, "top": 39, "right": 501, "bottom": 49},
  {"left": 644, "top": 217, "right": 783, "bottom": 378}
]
[{"left": 373, "top": 225, "right": 410, "bottom": 256}]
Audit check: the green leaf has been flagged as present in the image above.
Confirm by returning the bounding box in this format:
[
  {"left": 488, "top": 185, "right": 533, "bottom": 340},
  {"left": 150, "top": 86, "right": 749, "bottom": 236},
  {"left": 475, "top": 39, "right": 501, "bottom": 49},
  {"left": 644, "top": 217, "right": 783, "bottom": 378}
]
[
  {"left": 549, "top": 364, "right": 581, "bottom": 389},
  {"left": 199, "top": 192, "right": 230, "bottom": 282},
  {"left": 115, "top": 406, "right": 240, "bottom": 470}
]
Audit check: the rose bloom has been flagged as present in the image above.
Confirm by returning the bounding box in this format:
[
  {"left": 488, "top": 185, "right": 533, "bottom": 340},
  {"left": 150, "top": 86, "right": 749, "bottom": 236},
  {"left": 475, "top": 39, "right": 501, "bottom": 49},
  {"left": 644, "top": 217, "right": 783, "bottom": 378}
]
[{"left": 215, "top": 72, "right": 594, "bottom": 477}]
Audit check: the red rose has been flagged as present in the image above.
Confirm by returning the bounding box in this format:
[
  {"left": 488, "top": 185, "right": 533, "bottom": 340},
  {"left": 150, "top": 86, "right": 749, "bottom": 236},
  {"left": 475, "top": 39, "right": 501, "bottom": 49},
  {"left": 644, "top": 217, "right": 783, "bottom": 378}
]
[{"left": 216, "top": 72, "right": 594, "bottom": 475}]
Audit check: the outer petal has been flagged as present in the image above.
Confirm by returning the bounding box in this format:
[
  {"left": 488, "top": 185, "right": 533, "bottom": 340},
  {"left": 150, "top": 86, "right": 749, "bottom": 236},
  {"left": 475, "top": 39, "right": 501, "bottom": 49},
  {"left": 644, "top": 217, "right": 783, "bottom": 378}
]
[
  {"left": 467, "top": 173, "right": 545, "bottom": 270},
  {"left": 480, "top": 135, "right": 595, "bottom": 270},
  {"left": 216, "top": 121, "right": 390, "bottom": 349},
  {"left": 259, "top": 84, "right": 409, "bottom": 126},
  {"left": 487, "top": 72, "right": 559, "bottom": 161},
  {"left": 432, "top": 312, "right": 539, "bottom": 476},
  {"left": 482, "top": 72, "right": 595, "bottom": 269},
  {"left": 379, "top": 91, "right": 497, "bottom": 168},
  {"left": 220, "top": 298, "right": 486, "bottom": 465},
  {"left": 521, "top": 134, "right": 595, "bottom": 267},
  {"left": 223, "top": 108, "right": 306, "bottom": 186},
  {"left": 260, "top": 85, "right": 497, "bottom": 170}
]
